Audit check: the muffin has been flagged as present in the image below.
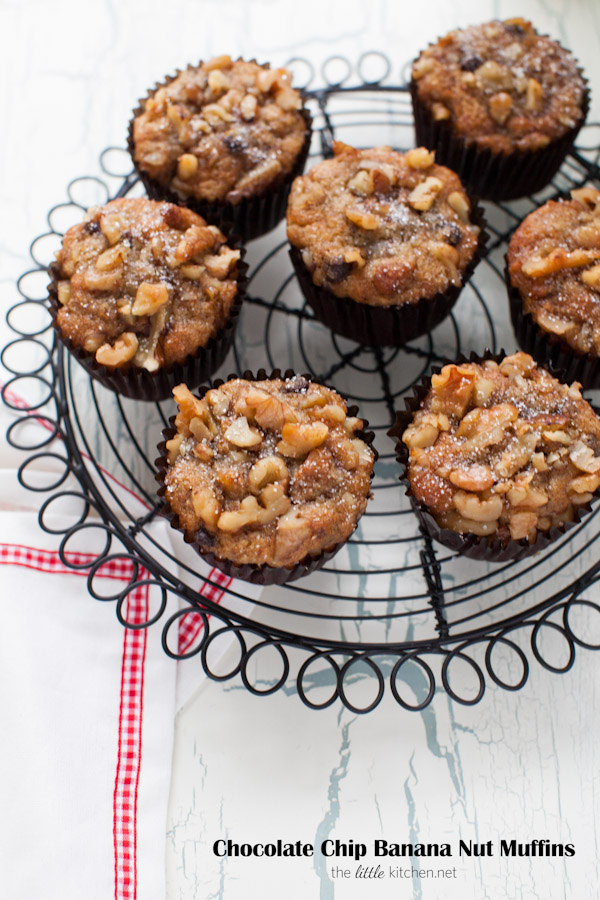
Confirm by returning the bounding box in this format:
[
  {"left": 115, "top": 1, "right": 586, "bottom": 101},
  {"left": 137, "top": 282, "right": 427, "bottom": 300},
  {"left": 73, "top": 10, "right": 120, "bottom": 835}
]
[
  {"left": 390, "top": 352, "right": 600, "bottom": 562},
  {"left": 156, "top": 372, "right": 376, "bottom": 584},
  {"left": 129, "top": 56, "right": 312, "bottom": 241},
  {"left": 49, "top": 198, "right": 246, "bottom": 401},
  {"left": 410, "top": 19, "right": 588, "bottom": 200},
  {"left": 287, "top": 142, "right": 486, "bottom": 346},
  {"left": 507, "top": 187, "right": 600, "bottom": 388}
]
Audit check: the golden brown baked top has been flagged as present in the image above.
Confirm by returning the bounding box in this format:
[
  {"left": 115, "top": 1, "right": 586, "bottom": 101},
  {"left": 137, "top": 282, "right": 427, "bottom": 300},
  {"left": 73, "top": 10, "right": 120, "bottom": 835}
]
[
  {"left": 412, "top": 19, "right": 586, "bottom": 154},
  {"left": 132, "top": 57, "right": 308, "bottom": 205},
  {"left": 54, "top": 199, "right": 240, "bottom": 371},
  {"left": 507, "top": 188, "right": 600, "bottom": 356},
  {"left": 403, "top": 353, "right": 600, "bottom": 545},
  {"left": 286, "top": 142, "right": 480, "bottom": 307},
  {"left": 163, "top": 377, "right": 375, "bottom": 568}
]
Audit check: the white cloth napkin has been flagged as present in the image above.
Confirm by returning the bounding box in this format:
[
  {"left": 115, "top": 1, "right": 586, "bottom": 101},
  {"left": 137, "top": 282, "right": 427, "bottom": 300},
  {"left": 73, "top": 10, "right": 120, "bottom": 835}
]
[{"left": 0, "top": 387, "right": 262, "bottom": 898}]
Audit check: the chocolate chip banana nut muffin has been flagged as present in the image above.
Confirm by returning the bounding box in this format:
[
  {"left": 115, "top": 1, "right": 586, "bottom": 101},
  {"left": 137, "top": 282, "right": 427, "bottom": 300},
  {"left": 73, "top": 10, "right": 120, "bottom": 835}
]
[
  {"left": 411, "top": 19, "right": 588, "bottom": 200},
  {"left": 391, "top": 352, "right": 600, "bottom": 561},
  {"left": 507, "top": 188, "right": 600, "bottom": 389},
  {"left": 50, "top": 198, "right": 245, "bottom": 401},
  {"left": 129, "top": 56, "right": 312, "bottom": 241},
  {"left": 157, "top": 374, "right": 376, "bottom": 583},
  {"left": 287, "top": 142, "right": 486, "bottom": 346}
]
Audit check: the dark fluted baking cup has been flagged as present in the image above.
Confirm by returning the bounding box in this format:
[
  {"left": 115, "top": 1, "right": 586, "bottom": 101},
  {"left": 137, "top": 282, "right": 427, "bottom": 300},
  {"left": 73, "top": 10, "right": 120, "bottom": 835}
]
[
  {"left": 48, "top": 250, "right": 248, "bottom": 403},
  {"left": 410, "top": 74, "right": 590, "bottom": 201},
  {"left": 155, "top": 368, "right": 377, "bottom": 585},
  {"left": 128, "top": 60, "right": 313, "bottom": 243},
  {"left": 388, "top": 349, "right": 598, "bottom": 562},
  {"left": 506, "top": 261, "right": 600, "bottom": 390},
  {"left": 289, "top": 203, "right": 487, "bottom": 347}
]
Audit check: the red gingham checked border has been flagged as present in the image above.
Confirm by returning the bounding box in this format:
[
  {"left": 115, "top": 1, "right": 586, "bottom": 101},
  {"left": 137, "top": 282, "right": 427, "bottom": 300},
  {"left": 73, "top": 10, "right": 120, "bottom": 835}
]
[
  {"left": 0, "top": 542, "right": 148, "bottom": 900},
  {"left": 3, "top": 383, "right": 235, "bottom": 893},
  {"left": 177, "top": 567, "right": 232, "bottom": 655}
]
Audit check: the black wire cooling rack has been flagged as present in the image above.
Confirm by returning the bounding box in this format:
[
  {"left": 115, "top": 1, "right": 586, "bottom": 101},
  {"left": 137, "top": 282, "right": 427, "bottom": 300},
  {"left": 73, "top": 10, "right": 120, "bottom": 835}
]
[{"left": 5, "top": 52, "right": 600, "bottom": 714}]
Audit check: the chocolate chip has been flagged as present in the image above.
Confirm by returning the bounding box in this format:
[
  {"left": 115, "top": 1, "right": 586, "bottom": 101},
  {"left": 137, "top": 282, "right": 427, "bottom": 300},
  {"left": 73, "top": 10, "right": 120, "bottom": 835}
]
[
  {"left": 460, "top": 53, "right": 483, "bottom": 72},
  {"left": 282, "top": 375, "right": 309, "bottom": 394},
  {"left": 223, "top": 134, "right": 247, "bottom": 154},
  {"left": 325, "top": 258, "right": 353, "bottom": 284},
  {"left": 445, "top": 224, "right": 463, "bottom": 247},
  {"left": 84, "top": 220, "right": 101, "bottom": 234}
]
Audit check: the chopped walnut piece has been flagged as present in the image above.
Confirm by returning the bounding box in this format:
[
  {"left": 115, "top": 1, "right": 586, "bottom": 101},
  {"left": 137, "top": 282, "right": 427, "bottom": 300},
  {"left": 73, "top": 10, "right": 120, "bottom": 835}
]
[
  {"left": 525, "top": 78, "right": 543, "bottom": 112},
  {"left": 489, "top": 92, "right": 512, "bottom": 125},
  {"left": 248, "top": 456, "right": 289, "bottom": 494},
  {"left": 224, "top": 417, "right": 262, "bottom": 448},
  {"left": 245, "top": 388, "right": 285, "bottom": 431},
  {"left": 569, "top": 441, "right": 600, "bottom": 473},
  {"left": 508, "top": 510, "right": 538, "bottom": 541},
  {"left": 449, "top": 465, "right": 495, "bottom": 492},
  {"left": 57, "top": 282, "right": 71, "bottom": 305},
  {"left": 453, "top": 490, "right": 503, "bottom": 522},
  {"left": 276, "top": 421, "right": 329, "bottom": 457},
  {"left": 192, "top": 487, "right": 221, "bottom": 531},
  {"left": 405, "top": 148, "right": 435, "bottom": 169},
  {"left": 177, "top": 154, "right": 199, "bottom": 181},
  {"left": 174, "top": 225, "right": 218, "bottom": 263},
  {"left": 166, "top": 433, "right": 184, "bottom": 464},
  {"left": 407, "top": 177, "right": 443, "bottom": 212},
  {"left": 432, "top": 103, "right": 450, "bottom": 121},
  {"left": 204, "top": 248, "right": 241, "bottom": 278},
  {"left": 582, "top": 264, "right": 600, "bottom": 288},
  {"left": 522, "top": 247, "right": 600, "bottom": 278},
  {"left": 345, "top": 207, "right": 379, "bottom": 230},
  {"left": 132, "top": 282, "right": 169, "bottom": 316},
  {"left": 447, "top": 191, "right": 470, "bottom": 224},
  {"left": 95, "top": 332, "right": 138, "bottom": 368}
]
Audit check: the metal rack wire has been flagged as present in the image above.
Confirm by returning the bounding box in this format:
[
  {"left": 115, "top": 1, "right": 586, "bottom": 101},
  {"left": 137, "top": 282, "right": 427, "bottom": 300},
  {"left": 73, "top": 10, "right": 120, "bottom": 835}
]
[{"left": 4, "top": 52, "right": 600, "bottom": 713}]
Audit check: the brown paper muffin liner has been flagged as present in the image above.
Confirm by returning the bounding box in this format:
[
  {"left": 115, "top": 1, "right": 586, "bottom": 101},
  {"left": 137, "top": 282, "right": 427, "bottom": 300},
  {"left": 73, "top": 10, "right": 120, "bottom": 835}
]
[
  {"left": 506, "top": 262, "right": 600, "bottom": 390},
  {"left": 47, "top": 251, "right": 248, "bottom": 403},
  {"left": 289, "top": 203, "right": 487, "bottom": 347},
  {"left": 155, "top": 368, "right": 378, "bottom": 585},
  {"left": 410, "top": 73, "right": 590, "bottom": 201},
  {"left": 388, "top": 349, "right": 598, "bottom": 562},
  {"left": 127, "top": 60, "right": 313, "bottom": 243}
]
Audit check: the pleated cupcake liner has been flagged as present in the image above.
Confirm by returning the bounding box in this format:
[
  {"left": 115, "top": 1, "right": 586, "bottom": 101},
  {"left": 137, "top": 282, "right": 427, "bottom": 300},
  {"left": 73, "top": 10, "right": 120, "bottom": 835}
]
[
  {"left": 388, "top": 349, "right": 598, "bottom": 562},
  {"left": 155, "top": 367, "right": 378, "bottom": 585},
  {"left": 47, "top": 248, "right": 248, "bottom": 403},
  {"left": 506, "top": 263, "right": 600, "bottom": 390},
  {"left": 288, "top": 202, "right": 488, "bottom": 347},
  {"left": 410, "top": 69, "right": 590, "bottom": 201},
  {"left": 127, "top": 59, "right": 313, "bottom": 243}
]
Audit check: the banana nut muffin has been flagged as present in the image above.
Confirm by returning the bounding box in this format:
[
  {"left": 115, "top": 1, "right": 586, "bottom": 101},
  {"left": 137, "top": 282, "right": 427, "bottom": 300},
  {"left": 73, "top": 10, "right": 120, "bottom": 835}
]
[
  {"left": 411, "top": 19, "right": 587, "bottom": 199},
  {"left": 131, "top": 56, "right": 309, "bottom": 207},
  {"left": 160, "top": 375, "right": 375, "bottom": 571},
  {"left": 287, "top": 142, "right": 481, "bottom": 309},
  {"left": 412, "top": 19, "right": 586, "bottom": 155},
  {"left": 507, "top": 188, "right": 600, "bottom": 362},
  {"left": 401, "top": 352, "right": 600, "bottom": 547},
  {"left": 53, "top": 198, "right": 241, "bottom": 374}
]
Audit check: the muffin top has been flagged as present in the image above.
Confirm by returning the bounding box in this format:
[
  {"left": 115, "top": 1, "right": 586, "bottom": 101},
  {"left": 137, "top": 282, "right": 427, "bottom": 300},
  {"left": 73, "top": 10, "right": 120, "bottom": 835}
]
[
  {"left": 286, "top": 142, "right": 480, "bottom": 307},
  {"left": 53, "top": 199, "right": 240, "bottom": 371},
  {"left": 507, "top": 188, "right": 600, "bottom": 356},
  {"left": 162, "top": 376, "right": 375, "bottom": 569},
  {"left": 402, "top": 352, "right": 600, "bottom": 545},
  {"left": 412, "top": 18, "right": 586, "bottom": 155},
  {"left": 131, "top": 56, "right": 308, "bottom": 205}
]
